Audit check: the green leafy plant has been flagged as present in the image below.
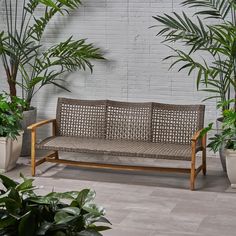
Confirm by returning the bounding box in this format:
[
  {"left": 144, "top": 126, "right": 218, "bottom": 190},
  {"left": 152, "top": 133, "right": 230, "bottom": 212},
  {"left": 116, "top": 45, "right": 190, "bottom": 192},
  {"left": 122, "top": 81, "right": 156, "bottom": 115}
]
[
  {"left": 0, "top": 93, "right": 26, "bottom": 139},
  {"left": 152, "top": 0, "right": 236, "bottom": 111},
  {"left": 0, "top": 174, "right": 111, "bottom": 236},
  {"left": 0, "top": 0, "right": 104, "bottom": 110},
  {"left": 207, "top": 99, "right": 236, "bottom": 152}
]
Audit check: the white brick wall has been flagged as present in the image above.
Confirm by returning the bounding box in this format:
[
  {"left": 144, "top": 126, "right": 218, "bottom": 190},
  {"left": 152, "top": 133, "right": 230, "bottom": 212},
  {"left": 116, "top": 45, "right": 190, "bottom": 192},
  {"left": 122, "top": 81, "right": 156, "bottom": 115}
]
[{"left": 0, "top": 0, "right": 218, "bottom": 139}]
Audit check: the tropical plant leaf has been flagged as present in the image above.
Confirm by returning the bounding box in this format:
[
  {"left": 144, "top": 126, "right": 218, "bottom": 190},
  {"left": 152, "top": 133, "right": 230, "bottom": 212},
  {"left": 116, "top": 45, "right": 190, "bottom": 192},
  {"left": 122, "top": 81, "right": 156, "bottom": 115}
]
[
  {"left": 36, "top": 221, "right": 52, "bottom": 235},
  {"left": 72, "top": 189, "right": 96, "bottom": 208},
  {"left": 153, "top": 12, "right": 211, "bottom": 54},
  {"left": 46, "top": 191, "right": 79, "bottom": 200},
  {"left": 58, "top": 207, "right": 81, "bottom": 216},
  {"left": 18, "top": 211, "right": 36, "bottom": 236},
  {"left": 77, "top": 229, "right": 103, "bottom": 236},
  {"left": 88, "top": 226, "right": 112, "bottom": 232},
  {"left": 182, "top": 0, "right": 232, "bottom": 19},
  {"left": 0, "top": 175, "right": 18, "bottom": 189},
  {"left": 0, "top": 216, "right": 16, "bottom": 229},
  {"left": 54, "top": 211, "right": 76, "bottom": 225},
  {"left": 16, "top": 178, "right": 34, "bottom": 192}
]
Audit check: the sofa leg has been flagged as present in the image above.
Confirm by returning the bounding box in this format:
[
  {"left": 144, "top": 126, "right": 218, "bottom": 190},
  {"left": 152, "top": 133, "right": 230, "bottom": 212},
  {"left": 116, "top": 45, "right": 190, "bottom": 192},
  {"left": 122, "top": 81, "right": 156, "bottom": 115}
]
[
  {"left": 190, "top": 166, "right": 195, "bottom": 191},
  {"left": 31, "top": 158, "right": 36, "bottom": 177},
  {"left": 202, "top": 134, "right": 207, "bottom": 176},
  {"left": 54, "top": 151, "right": 59, "bottom": 160},
  {"left": 31, "top": 129, "right": 36, "bottom": 177},
  {"left": 190, "top": 143, "right": 196, "bottom": 191},
  {"left": 202, "top": 149, "right": 206, "bottom": 176}
]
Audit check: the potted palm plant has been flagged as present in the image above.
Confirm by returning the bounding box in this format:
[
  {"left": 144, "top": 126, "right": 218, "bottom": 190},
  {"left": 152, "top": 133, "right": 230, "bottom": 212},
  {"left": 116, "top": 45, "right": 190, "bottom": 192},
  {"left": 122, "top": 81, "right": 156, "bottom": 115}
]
[
  {"left": 0, "top": 0, "right": 104, "bottom": 156},
  {"left": 152, "top": 0, "right": 236, "bottom": 171},
  {"left": 0, "top": 94, "right": 26, "bottom": 173}
]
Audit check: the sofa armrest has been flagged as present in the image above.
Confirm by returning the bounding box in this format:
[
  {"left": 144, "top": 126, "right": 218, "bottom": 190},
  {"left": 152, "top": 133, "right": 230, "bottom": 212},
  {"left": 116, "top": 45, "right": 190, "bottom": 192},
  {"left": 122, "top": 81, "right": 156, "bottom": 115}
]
[
  {"left": 27, "top": 119, "right": 56, "bottom": 130},
  {"left": 28, "top": 119, "right": 57, "bottom": 146},
  {"left": 191, "top": 129, "right": 207, "bottom": 154},
  {"left": 191, "top": 129, "right": 205, "bottom": 142}
]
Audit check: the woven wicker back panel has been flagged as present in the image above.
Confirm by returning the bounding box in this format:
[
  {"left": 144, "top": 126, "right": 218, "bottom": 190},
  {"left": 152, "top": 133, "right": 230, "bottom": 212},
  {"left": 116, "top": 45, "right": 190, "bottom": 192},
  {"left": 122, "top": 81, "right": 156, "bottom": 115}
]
[
  {"left": 56, "top": 98, "right": 106, "bottom": 138},
  {"left": 106, "top": 101, "right": 152, "bottom": 141},
  {"left": 152, "top": 103, "right": 205, "bottom": 145}
]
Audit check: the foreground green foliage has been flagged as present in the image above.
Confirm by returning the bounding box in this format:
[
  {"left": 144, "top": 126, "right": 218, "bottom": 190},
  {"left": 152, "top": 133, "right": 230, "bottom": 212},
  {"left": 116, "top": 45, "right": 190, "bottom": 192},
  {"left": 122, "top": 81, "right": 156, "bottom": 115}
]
[
  {"left": 0, "top": 174, "right": 111, "bottom": 236},
  {"left": 0, "top": 0, "right": 104, "bottom": 109},
  {"left": 0, "top": 94, "right": 26, "bottom": 139},
  {"left": 152, "top": 0, "right": 236, "bottom": 111}
]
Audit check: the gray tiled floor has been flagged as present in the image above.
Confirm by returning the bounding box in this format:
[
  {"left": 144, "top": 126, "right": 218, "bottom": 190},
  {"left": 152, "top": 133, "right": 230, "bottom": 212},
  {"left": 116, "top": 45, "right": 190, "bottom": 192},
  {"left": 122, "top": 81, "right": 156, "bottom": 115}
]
[{"left": 5, "top": 155, "right": 236, "bottom": 236}]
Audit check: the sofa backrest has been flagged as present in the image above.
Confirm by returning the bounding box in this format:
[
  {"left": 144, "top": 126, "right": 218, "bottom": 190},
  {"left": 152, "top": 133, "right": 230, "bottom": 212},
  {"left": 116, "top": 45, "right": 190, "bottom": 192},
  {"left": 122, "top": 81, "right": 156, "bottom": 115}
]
[
  {"left": 56, "top": 98, "right": 205, "bottom": 144},
  {"left": 56, "top": 98, "right": 106, "bottom": 138},
  {"left": 152, "top": 103, "right": 205, "bottom": 145},
  {"left": 106, "top": 100, "right": 152, "bottom": 141}
]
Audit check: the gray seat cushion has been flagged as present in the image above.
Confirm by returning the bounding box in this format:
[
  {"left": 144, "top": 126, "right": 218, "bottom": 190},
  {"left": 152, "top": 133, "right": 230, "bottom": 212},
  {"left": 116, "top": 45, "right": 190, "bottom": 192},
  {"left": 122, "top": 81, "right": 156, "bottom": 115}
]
[{"left": 36, "top": 136, "right": 194, "bottom": 161}]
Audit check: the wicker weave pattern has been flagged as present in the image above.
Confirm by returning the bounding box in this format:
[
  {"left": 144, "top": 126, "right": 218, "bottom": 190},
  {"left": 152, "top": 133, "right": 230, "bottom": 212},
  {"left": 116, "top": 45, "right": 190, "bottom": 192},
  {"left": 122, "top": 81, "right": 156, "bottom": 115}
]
[
  {"left": 37, "top": 136, "right": 193, "bottom": 161},
  {"left": 106, "top": 101, "right": 151, "bottom": 141},
  {"left": 152, "top": 103, "right": 205, "bottom": 145},
  {"left": 56, "top": 98, "right": 106, "bottom": 138},
  {"left": 55, "top": 98, "right": 204, "bottom": 145}
]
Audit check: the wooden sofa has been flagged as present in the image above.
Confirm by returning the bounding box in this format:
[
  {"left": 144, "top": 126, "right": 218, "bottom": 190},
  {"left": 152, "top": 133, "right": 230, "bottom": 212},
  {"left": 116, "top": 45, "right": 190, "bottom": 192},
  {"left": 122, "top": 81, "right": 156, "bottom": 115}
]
[{"left": 28, "top": 97, "right": 206, "bottom": 190}]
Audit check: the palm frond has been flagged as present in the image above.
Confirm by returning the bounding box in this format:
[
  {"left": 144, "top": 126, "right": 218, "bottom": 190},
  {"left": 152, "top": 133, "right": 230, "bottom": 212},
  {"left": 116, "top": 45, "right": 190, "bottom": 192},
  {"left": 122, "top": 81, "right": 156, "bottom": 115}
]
[
  {"left": 28, "top": 9, "right": 58, "bottom": 41},
  {"left": 153, "top": 12, "right": 211, "bottom": 54},
  {"left": 163, "top": 47, "right": 210, "bottom": 88},
  {"left": 45, "top": 37, "right": 104, "bottom": 72},
  {"left": 182, "top": 0, "right": 232, "bottom": 19},
  {"left": 0, "top": 31, "right": 8, "bottom": 55},
  {"left": 24, "top": 0, "right": 40, "bottom": 14},
  {"left": 20, "top": 37, "right": 104, "bottom": 102},
  {"left": 27, "top": 0, "right": 82, "bottom": 42},
  {"left": 57, "top": 0, "right": 82, "bottom": 9}
]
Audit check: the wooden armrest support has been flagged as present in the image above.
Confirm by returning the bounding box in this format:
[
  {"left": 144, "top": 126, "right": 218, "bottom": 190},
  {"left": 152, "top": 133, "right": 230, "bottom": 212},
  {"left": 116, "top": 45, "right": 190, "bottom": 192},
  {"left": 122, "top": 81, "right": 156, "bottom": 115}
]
[
  {"left": 27, "top": 119, "right": 56, "bottom": 130},
  {"left": 191, "top": 129, "right": 205, "bottom": 142}
]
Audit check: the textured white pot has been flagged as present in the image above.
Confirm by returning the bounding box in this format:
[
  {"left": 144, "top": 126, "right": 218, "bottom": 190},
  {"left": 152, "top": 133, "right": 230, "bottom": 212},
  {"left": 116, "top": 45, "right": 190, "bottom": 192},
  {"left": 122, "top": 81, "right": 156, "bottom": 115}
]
[
  {"left": 216, "top": 117, "right": 227, "bottom": 172},
  {"left": 21, "top": 107, "right": 37, "bottom": 156},
  {"left": 0, "top": 131, "right": 23, "bottom": 173},
  {"left": 225, "top": 149, "right": 236, "bottom": 189}
]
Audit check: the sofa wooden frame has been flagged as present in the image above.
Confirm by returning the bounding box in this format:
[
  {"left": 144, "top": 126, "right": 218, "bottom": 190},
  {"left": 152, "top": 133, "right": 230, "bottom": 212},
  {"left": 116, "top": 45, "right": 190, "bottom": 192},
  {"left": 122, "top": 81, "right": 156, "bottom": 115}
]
[{"left": 28, "top": 98, "right": 206, "bottom": 191}]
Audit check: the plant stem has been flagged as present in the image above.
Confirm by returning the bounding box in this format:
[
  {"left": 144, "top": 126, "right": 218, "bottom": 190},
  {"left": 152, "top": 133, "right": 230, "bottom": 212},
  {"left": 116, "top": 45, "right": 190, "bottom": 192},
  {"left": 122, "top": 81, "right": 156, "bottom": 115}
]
[
  {"left": 9, "top": 0, "right": 13, "bottom": 46},
  {"left": 20, "top": 0, "right": 26, "bottom": 40},
  {"left": 14, "top": 0, "right": 17, "bottom": 40}
]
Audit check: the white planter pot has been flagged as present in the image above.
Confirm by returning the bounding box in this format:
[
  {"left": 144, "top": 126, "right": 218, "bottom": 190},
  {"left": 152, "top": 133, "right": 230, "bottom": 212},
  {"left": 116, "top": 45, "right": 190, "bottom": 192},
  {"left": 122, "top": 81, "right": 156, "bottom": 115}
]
[
  {"left": 21, "top": 107, "right": 37, "bottom": 156},
  {"left": 216, "top": 117, "right": 227, "bottom": 172},
  {"left": 0, "top": 131, "right": 23, "bottom": 173},
  {"left": 225, "top": 149, "right": 236, "bottom": 189}
]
